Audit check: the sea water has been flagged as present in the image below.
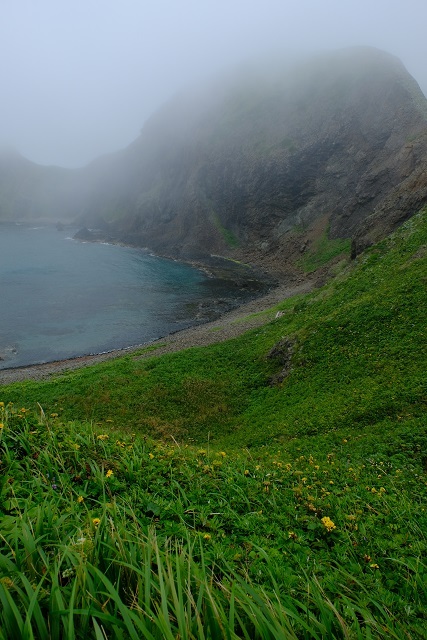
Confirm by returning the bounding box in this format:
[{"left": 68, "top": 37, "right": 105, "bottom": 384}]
[{"left": 0, "top": 223, "right": 241, "bottom": 369}]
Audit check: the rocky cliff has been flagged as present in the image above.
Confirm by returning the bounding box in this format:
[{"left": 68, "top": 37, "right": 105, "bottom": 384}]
[
  {"left": 2, "top": 47, "right": 427, "bottom": 276},
  {"left": 75, "top": 47, "right": 427, "bottom": 273}
]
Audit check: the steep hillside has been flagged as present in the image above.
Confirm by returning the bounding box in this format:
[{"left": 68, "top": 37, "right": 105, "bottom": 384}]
[{"left": 74, "top": 47, "right": 427, "bottom": 273}]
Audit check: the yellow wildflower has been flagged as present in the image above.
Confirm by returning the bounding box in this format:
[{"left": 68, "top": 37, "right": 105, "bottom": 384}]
[
  {"left": 217, "top": 451, "right": 226, "bottom": 457},
  {"left": 149, "top": 453, "right": 155, "bottom": 460},
  {"left": 0, "top": 577, "right": 14, "bottom": 589},
  {"left": 370, "top": 563, "right": 380, "bottom": 569},
  {"left": 77, "top": 496, "right": 84, "bottom": 503},
  {"left": 97, "top": 434, "right": 109, "bottom": 441},
  {"left": 203, "top": 534, "right": 211, "bottom": 540},
  {"left": 244, "top": 469, "right": 250, "bottom": 476},
  {"left": 288, "top": 531, "right": 298, "bottom": 540},
  {"left": 0, "top": 424, "right": 3, "bottom": 430},
  {"left": 106, "top": 469, "right": 113, "bottom": 478},
  {"left": 92, "top": 518, "right": 101, "bottom": 527},
  {"left": 0, "top": 402, "right": 4, "bottom": 407},
  {"left": 321, "top": 516, "right": 336, "bottom": 532}
]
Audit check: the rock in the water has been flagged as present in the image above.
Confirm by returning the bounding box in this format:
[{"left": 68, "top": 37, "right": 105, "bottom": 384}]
[{"left": 74, "top": 227, "right": 96, "bottom": 241}]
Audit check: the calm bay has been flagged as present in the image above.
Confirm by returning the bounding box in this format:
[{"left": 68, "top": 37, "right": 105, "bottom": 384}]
[{"left": 0, "top": 223, "right": 250, "bottom": 369}]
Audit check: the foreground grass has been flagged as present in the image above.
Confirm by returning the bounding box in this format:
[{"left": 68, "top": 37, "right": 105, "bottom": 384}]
[
  {"left": 1, "top": 209, "right": 427, "bottom": 638},
  {"left": 1, "top": 407, "right": 426, "bottom": 638}
]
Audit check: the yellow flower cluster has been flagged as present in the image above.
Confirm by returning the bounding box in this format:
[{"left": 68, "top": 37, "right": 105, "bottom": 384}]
[
  {"left": 97, "top": 434, "right": 109, "bottom": 441},
  {"left": 321, "top": 516, "right": 336, "bottom": 532}
]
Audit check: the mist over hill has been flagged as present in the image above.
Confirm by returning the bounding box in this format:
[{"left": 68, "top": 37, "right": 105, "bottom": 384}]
[{"left": 2, "top": 47, "right": 427, "bottom": 275}]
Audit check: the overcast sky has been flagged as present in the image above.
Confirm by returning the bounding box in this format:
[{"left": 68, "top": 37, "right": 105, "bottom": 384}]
[{"left": 1, "top": 0, "right": 426, "bottom": 167}]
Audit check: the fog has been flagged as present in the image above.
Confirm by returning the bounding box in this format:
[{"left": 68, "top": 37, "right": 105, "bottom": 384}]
[{"left": 1, "top": 0, "right": 426, "bottom": 168}]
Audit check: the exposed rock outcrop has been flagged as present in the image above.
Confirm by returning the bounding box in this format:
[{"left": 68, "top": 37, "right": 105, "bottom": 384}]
[{"left": 267, "top": 337, "right": 297, "bottom": 385}]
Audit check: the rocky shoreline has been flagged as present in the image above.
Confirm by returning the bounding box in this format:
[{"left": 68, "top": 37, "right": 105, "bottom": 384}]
[{"left": 0, "top": 279, "right": 314, "bottom": 386}]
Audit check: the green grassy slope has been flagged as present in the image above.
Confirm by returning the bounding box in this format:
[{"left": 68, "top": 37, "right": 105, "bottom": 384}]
[
  {"left": 0, "top": 209, "right": 426, "bottom": 638},
  {"left": 4, "top": 209, "right": 426, "bottom": 449}
]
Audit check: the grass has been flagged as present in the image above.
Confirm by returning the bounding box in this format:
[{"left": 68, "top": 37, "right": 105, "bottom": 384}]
[
  {"left": 298, "top": 228, "right": 351, "bottom": 273},
  {"left": 0, "top": 208, "right": 427, "bottom": 638},
  {"left": 212, "top": 213, "right": 240, "bottom": 248}
]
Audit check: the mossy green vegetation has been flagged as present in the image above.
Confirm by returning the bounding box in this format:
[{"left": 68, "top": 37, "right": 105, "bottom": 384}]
[
  {"left": 298, "top": 228, "right": 351, "bottom": 273},
  {"left": 1, "top": 209, "right": 427, "bottom": 638},
  {"left": 212, "top": 212, "right": 239, "bottom": 248}
]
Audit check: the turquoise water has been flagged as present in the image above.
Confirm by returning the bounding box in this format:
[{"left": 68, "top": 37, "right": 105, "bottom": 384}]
[{"left": 0, "top": 224, "right": 239, "bottom": 369}]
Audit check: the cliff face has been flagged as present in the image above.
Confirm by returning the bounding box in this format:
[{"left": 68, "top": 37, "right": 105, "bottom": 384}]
[
  {"left": 75, "top": 47, "right": 427, "bottom": 271},
  {"left": 2, "top": 47, "right": 427, "bottom": 274}
]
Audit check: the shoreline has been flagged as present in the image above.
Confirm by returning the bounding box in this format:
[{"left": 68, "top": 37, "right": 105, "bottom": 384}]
[{"left": 0, "top": 279, "right": 314, "bottom": 386}]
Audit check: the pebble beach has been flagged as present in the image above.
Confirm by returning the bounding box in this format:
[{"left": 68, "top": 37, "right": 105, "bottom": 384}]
[{"left": 0, "top": 280, "right": 314, "bottom": 386}]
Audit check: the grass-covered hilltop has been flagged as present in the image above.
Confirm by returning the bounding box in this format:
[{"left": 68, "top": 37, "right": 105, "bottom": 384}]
[{"left": 1, "top": 208, "right": 426, "bottom": 639}]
